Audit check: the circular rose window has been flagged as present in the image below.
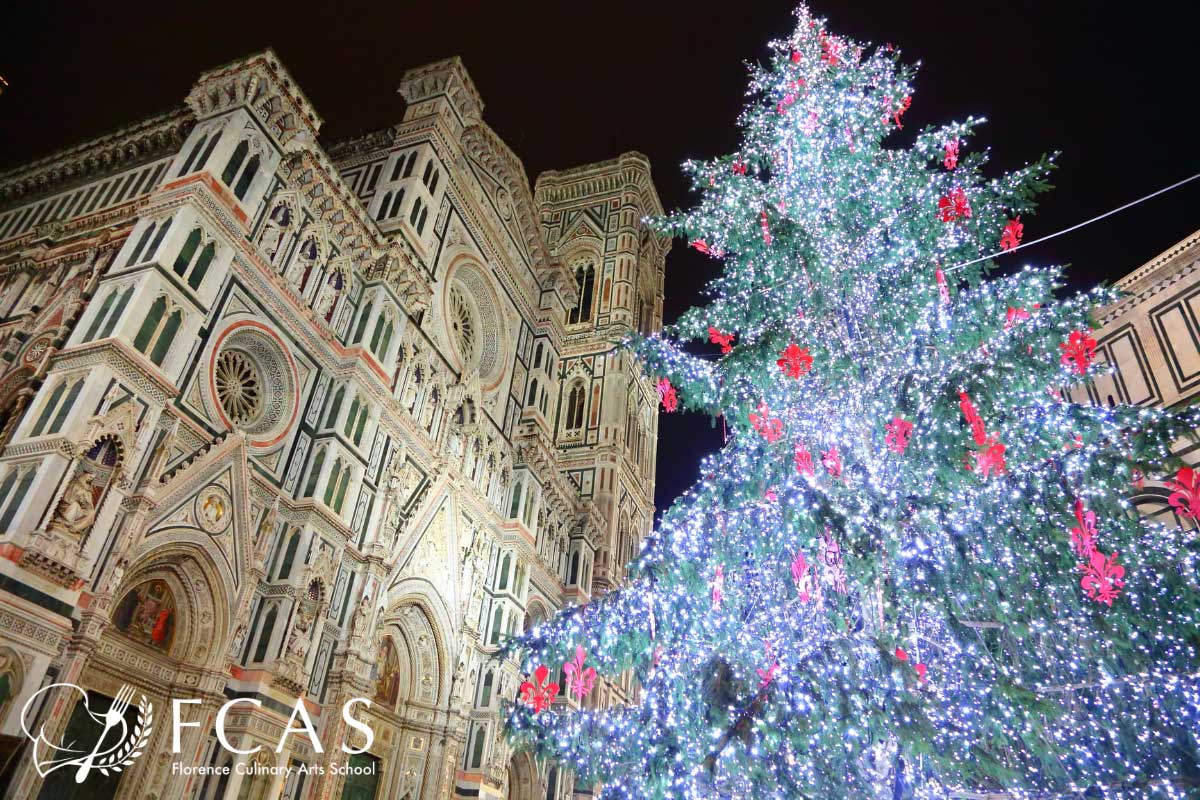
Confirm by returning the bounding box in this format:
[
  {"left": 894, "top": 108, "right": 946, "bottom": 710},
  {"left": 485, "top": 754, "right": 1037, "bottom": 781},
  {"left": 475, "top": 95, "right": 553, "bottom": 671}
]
[
  {"left": 215, "top": 350, "right": 263, "bottom": 425},
  {"left": 209, "top": 323, "right": 298, "bottom": 446},
  {"left": 448, "top": 284, "right": 478, "bottom": 367},
  {"left": 444, "top": 264, "right": 506, "bottom": 387}
]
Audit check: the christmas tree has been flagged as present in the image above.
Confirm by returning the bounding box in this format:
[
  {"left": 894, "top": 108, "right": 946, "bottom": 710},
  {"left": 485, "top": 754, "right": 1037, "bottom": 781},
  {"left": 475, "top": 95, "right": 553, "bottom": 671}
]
[{"left": 505, "top": 5, "right": 1200, "bottom": 797}]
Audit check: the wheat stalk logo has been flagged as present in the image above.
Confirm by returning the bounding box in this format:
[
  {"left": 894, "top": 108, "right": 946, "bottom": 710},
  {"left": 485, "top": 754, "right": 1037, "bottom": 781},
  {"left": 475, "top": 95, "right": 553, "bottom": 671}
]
[{"left": 20, "top": 683, "right": 153, "bottom": 781}]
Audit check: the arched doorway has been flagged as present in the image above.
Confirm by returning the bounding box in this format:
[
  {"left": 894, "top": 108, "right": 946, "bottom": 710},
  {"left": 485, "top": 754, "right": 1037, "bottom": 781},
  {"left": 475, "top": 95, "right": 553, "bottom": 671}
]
[
  {"left": 367, "top": 598, "right": 449, "bottom": 800},
  {"left": 507, "top": 751, "right": 537, "bottom": 800}
]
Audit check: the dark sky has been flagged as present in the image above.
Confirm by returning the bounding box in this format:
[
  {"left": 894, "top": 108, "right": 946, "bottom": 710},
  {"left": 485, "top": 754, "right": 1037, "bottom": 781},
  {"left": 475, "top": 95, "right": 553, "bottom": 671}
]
[{"left": 2, "top": 1, "right": 1198, "bottom": 516}]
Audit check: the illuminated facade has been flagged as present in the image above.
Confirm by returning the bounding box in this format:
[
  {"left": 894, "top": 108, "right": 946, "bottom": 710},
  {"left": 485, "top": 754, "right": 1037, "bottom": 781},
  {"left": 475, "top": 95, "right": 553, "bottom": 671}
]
[{"left": 0, "top": 50, "right": 668, "bottom": 800}]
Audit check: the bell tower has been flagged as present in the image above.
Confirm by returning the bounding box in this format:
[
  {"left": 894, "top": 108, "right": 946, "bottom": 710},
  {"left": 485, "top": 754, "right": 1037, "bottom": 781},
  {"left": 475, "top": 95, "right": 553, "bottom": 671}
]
[{"left": 535, "top": 153, "right": 670, "bottom": 594}]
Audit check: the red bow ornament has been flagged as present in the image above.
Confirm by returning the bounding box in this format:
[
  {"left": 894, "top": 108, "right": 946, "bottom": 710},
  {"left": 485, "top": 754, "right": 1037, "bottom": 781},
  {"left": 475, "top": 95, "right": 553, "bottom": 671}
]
[
  {"left": 821, "top": 447, "right": 842, "bottom": 479},
  {"left": 712, "top": 564, "right": 725, "bottom": 609},
  {"left": 791, "top": 550, "right": 816, "bottom": 602},
  {"left": 971, "top": 435, "right": 1007, "bottom": 479},
  {"left": 1004, "top": 306, "right": 1031, "bottom": 330},
  {"left": 690, "top": 240, "right": 724, "bottom": 257},
  {"left": 958, "top": 391, "right": 987, "bottom": 446},
  {"left": 936, "top": 267, "right": 951, "bottom": 305}
]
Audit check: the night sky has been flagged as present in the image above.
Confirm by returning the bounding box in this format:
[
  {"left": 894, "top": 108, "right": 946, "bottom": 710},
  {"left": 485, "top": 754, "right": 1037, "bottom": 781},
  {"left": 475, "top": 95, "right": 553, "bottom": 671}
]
[{"left": 3, "top": 1, "right": 1198, "bottom": 517}]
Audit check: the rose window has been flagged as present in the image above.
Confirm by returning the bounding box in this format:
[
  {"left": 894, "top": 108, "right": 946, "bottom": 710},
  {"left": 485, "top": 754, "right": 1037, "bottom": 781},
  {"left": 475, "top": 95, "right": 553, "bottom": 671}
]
[
  {"left": 215, "top": 350, "right": 263, "bottom": 425},
  {"left": 449, "top": 285, "right": 478, "bottom": 366}
]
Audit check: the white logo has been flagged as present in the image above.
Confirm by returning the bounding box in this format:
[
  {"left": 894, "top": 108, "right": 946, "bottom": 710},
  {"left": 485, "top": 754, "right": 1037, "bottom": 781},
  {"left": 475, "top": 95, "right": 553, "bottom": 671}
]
[{"left": 20, "top": 683, "right": 153, "bottom": 783}]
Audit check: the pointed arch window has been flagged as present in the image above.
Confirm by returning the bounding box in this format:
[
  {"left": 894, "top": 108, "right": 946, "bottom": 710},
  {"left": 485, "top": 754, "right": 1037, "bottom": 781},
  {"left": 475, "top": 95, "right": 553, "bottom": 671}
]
[
  {"left": 526, "top": 378, "right": 538, "bottom": 408},
  {"left": 402, "top": 152, "right": 418, "bottom": 178},
  {"left": 324, "top": 459, "right": 344, "bottom": 508},
  {"left": 377, "top": 320, "right": 394, "bottom": 360},
  {"left": 325, "top": 386, "right": 345, "bottom": 428},
  {"left": 302, "top": 448, "right": 326, "bottom": 499},
  {"left": 221, "top": 141, "right": 248, "bottom": 187},
  {"left": 252, "top": 606, "right": 277, "bottom": 663},
  {"left": 133, "top": 296, "right": 183, "bottom": 367},
  {"left": 173, "top": 228, "right": 216, "bottom": 290},
  {"left": 276, "top": 531, "right": 301, "bottom": 580},
  {"left": 469, "top": 724, "right": 487, "bottom": 769},
  {"left": 125, "top": 221, "right": 158, "bottom": 266},
  {"left": 344, "top": 397, "right": 360, "bottom": 439},
  {"left": 564, "top": 383, "right": 585, "bottom": 432},
  {"left": 0, "top": 464, "right": 36, "bottom": 531},
  {"left": 178, "top": 134, "right": 208, "bottom": 176},
  {"left": 478, "top": 670, "right": 494, "bottom": 708},
  {"left": 31, "top": 378, "right": 83, "bottom": 437},
  {"left": 353, "top": 301, "right": 374, "bottom": 344},
  {"left": 84, "top": 288, "right": 118, "bottom": 341},
  {"left": 566, "top": 263, "right": 596, "bottom": 325},
  {"left": 489, "top": 607, "right": 503, "bottom": 645},
  {"left": 498, "top": 553, "right": 510, "bottom": 591}
]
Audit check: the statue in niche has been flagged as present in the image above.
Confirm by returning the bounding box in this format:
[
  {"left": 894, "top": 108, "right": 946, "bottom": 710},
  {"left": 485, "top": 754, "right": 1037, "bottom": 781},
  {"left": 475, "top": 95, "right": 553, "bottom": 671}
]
[
  {"left": 258, "top": 204, "right": 291, "bottom": 265},
  {"left": 46, "top": 470, "right": 97, "bottom": 537},
  {"left": 351, "top": 592, "right": 373, "bottom": 641}
]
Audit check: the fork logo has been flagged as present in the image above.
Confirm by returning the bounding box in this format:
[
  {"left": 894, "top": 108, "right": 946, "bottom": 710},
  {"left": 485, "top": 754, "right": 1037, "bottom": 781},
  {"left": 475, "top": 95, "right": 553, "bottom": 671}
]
[{"left": 20, "top": 683, "right": 153, "bottom": 782}]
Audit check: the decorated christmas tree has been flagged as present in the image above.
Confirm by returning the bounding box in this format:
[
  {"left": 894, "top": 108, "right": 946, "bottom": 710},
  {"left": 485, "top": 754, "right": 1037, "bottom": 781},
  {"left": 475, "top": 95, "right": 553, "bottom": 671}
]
[{"left": 505, "top": 5, "right": 1200, "bottom": 797}]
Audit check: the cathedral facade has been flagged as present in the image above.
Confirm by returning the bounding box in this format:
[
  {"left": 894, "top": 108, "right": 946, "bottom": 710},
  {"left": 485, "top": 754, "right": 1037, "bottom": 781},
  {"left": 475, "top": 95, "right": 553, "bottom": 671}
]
[{"left": 0, "top": 50, "right": 668, "bottom": 800}]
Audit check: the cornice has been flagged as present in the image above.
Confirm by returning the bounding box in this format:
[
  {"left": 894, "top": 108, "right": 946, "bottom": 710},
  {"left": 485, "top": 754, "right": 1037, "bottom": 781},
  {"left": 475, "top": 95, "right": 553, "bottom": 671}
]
[
  {"left": 0, "top": 109, "right": 193, "bottom": 211},
  {"left": 186, "top": 48, "right": 322, "bottom": 152}
]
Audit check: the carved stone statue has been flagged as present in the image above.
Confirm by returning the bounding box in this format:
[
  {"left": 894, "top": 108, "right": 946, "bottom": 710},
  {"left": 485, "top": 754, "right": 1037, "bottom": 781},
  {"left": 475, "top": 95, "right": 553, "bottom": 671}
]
[
  {"left": 227, "top": 623, "right": 248, "bottom": 661},
  {"left": 47, "top": 469, "right": 97, "bottom": 537},
  {"left": 258, "top": 221, "right": 285, "bottom": 264},
  {"left": 351, "top": 593, "right": 373, "bottom": 641},
  {"left": 275, "top": 601, "right": 316, "bottom": 691}
]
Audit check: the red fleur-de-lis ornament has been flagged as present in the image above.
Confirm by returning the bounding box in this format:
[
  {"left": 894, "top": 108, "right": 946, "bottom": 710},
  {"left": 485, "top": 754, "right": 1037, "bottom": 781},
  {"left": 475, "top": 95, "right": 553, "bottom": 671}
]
[
  {"left": 1080, "top": 550, "right": 1126, "bottom": 607},
  {"left": 750, "top": 404, "right": 784, "bottom": 443},
  {"left": 884, "top": 416, "right": 914, "bottom": 454},
  {"left": 519, "top": 664, "right": 559, "bottom": 712},
  {"left": 776, "top": 343, "right": 814, "bottom": 379},
  {"left": 794, "top": 441, "right": 814, "bottom": 476},
  {"left": 821, "top": 447, "right": 842, "bottom": 479},
  {"left": 563, "top": 646, "right": 597, "bottom": 701},
  {"left": 1070, "top": 498, "right": 1099, "bottom": 559},
  {"left": 1000, "top": 217, "right": 1023, "bottom": 251},
  {"left": 943, "top": 138, "right": 960, "bottom": 170},
  {"left": 708, "top": 327, "right": 736, "bottom": 354},
  {"left": 1059, "top": 329, "right": 1097, "bottom": 375},
  {"left": 938, "top": 187, "right": 971, "bottom": 222},
  {"left": 655, "top": 378, "right": 678, "bottom": 413},
  {"left": 1166, "top": 466, "right": 1200, "bottom": 519}
]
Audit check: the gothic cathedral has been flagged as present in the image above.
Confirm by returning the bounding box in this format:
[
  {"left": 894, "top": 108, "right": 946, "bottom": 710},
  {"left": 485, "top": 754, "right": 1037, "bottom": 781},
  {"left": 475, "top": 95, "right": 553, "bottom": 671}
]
[{"left": 0, "top": 51, "right": 669, "bottom": 800}]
